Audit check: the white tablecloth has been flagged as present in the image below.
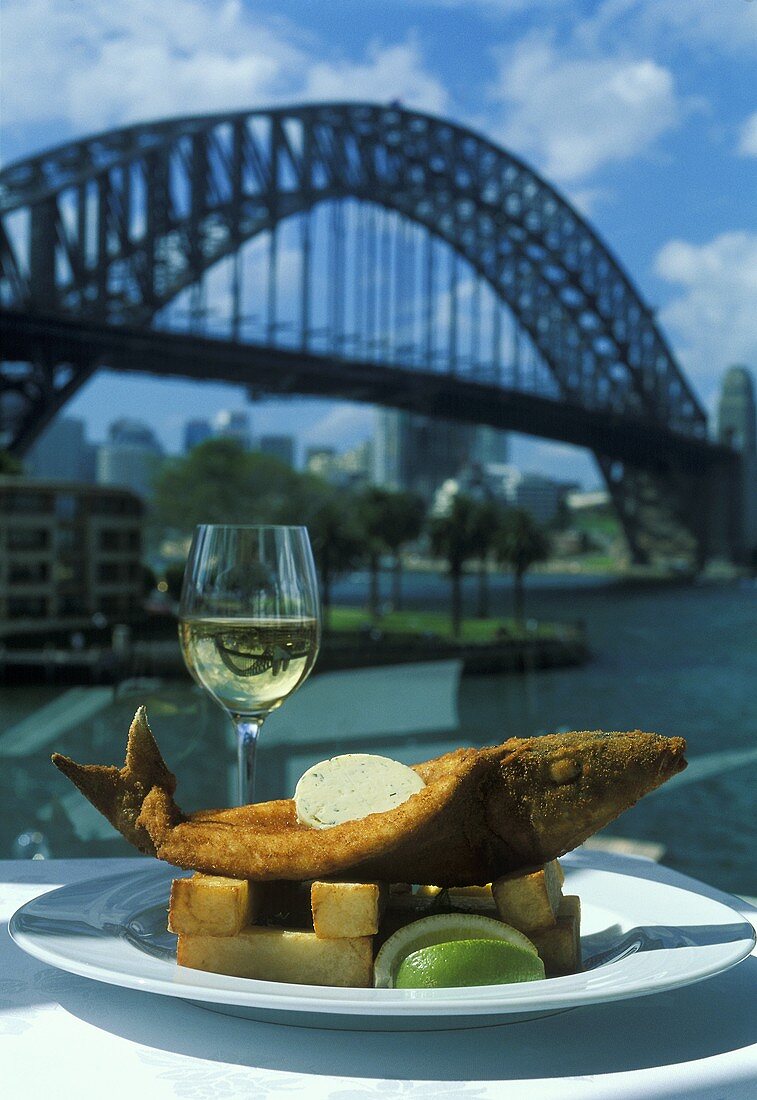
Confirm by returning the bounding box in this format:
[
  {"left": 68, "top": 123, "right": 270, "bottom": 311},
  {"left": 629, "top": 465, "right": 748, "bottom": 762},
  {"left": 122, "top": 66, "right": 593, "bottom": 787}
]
[{"left": 2, "top": 857, "right": 756, "bottom": 1100}]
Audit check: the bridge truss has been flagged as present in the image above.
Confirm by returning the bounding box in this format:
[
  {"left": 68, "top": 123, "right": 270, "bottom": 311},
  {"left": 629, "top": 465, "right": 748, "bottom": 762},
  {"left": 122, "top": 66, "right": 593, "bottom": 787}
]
[{"left": 0, "top": 103, "right": 732, "bottom": 562}]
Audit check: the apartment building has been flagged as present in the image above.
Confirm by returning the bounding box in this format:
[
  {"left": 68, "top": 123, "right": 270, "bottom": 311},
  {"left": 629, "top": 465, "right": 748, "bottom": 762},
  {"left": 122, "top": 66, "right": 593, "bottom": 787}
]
[{"left": 0, "top": 478, "right": 144, "bottom": 636}]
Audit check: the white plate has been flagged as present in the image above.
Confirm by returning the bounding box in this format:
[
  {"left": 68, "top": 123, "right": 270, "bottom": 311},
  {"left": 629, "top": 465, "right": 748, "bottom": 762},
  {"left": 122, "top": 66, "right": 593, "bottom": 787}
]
[{"left": 9, "top": 853, "right": 755, "bottom": 1031}]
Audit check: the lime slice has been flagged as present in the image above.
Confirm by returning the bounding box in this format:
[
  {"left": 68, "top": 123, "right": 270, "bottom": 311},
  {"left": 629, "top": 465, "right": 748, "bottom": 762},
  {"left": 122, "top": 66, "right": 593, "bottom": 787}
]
[
  {"left": 396, "top": 939, "right": 545, "bottom": 988},
  {"left": 373, "top": 912, "right": 539, "bottom": 988}
]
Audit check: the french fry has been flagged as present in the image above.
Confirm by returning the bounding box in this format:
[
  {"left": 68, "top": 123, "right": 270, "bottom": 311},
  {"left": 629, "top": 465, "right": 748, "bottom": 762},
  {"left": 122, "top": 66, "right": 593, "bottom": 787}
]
[
  {"left": 177, "top": 926, "right": 374, "bottom": 986},
  {"left": 491, "top": 860, "right": 563, "bottom": 932},
  {"left": 529, "top": 894, "right": 582, "bottom": 977},
  {"left": 311, "top": 881, "right": 386, "bottom": 938},
  {"left": 168, "top": 873, "right": 259, "bottom": 936}
]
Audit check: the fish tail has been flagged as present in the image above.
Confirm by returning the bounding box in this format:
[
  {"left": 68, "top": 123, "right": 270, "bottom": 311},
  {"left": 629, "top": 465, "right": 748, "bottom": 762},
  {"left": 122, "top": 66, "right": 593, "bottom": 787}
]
[{"left": 52, "top": 706, "right": 180, "bottom": 854}]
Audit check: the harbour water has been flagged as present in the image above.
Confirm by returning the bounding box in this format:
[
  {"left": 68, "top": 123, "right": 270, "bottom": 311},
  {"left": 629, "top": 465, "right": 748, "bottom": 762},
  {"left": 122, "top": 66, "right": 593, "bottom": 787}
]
[{"left": 1, "top": 575, "right": 755, "bottom": 897}]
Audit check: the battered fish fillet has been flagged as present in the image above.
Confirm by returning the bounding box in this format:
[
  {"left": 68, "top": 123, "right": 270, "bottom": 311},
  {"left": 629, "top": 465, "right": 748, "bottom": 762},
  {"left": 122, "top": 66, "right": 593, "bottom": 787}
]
[{"left": 52, "top": 707, "right": 686, "bottom": 885}]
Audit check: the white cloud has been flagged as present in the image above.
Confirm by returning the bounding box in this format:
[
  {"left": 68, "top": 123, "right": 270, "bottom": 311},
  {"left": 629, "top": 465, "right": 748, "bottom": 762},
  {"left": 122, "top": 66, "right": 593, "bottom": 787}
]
[
  {"left": 573, "top": 0, "right": 757, "bottom": 59},
  {"left": 1, "top": 0, "right": 448, "bottom": 146},
  {"left": 411, "top": 0, "right": 757, "bottom": 52},
  {"left": 491, "top": 35, "right": 682, "bottom": 181},
  {"left": 302, "top": 41, "right": 449, "bottom": 115},
  {"left": 3, "top": 0, "right": 301, "bottom": 133},
  {"left": 738, "top": 111, "right": 757, "bottom": 157},
  {"left": 406, "top": 0, "right": 571, "bottom": 11},
  {"left": 654, "top": 231, "right": 757, "bottom": 402}
]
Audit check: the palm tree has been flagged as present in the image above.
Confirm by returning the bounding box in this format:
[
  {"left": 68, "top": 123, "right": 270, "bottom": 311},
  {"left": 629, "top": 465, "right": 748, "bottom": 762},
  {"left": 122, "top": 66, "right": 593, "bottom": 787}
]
[
  {"left": 429, "top": 494, "right": 479, "bottom": 639},
  {"left": 469, "top": 499, "right": 504, "bottom": 619},
  {"left": 494, "top": 508, "right": 550, "bottom": 625},
  {"left": 382, "top": 491, "right": 425, "bottom": 611}
]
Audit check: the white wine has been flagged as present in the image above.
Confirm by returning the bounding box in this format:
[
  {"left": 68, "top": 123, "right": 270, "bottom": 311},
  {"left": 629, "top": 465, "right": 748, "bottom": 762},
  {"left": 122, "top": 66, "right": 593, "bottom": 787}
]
[{"left": 179, "top": 617, "right": 320, "bottom": 715}]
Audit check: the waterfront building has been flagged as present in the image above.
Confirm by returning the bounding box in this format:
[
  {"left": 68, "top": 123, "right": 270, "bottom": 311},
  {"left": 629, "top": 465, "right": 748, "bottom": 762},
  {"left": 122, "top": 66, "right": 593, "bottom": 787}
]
[
  {"left": 183, "top": 418, "right": 212, "bottom": 452},
  {"left": 213, "top": 409, "right": 251, "bottom": 448},
  {"left": 337, "top": 439, "right": 373, "bottom": 487},
  {"left": 96, "top": 418, "right": 164, "bottom": 501},
  {"left": 25, "top": 417, "right": 95, "bottom": 483},
  {"left": 305, "top": 442, "right": 372, "bottom": 488},
  {"left": 432, "top": 463, "right": 574, "bottom": 525},
  {"left": 496, "top": 466, "right": 574, "bottom": 525},
  {"left": 0, "top": 478, "right": 144, "bottom": 636},
  {"left": 305, "top": 447, "right": 337, "bottom": 477},
  {"left": 258, "top": 434, "right": 295, "bottom": 467}
]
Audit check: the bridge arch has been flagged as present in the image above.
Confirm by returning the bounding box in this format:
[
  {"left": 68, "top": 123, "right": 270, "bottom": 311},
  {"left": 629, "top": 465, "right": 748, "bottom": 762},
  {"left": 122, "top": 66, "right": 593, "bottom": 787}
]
[{"left": 1, "top": 102, "right": 721, "bottom": 561}]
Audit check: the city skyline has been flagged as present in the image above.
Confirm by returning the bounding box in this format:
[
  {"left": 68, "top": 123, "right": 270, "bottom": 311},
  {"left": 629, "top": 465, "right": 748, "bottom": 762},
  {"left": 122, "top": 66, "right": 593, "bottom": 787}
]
[{"left": 24, "top": 363, "right": 757, "bottom": 493}]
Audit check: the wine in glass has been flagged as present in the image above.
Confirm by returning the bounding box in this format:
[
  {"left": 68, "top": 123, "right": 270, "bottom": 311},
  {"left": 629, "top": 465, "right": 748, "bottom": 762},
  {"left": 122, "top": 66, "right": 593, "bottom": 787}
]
[{"left": 178, "top": 525, "right": 321, "bottom": 804}]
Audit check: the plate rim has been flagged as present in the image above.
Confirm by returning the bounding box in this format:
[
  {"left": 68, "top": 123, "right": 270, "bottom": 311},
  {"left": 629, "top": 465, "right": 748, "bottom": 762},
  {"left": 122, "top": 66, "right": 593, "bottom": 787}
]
[{"left": 9, "top": 857, "right": 755, "bottom": 1019}]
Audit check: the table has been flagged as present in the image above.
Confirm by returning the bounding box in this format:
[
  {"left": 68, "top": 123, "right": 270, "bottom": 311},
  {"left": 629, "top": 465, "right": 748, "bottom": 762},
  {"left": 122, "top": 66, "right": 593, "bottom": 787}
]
[{"left": 2, "top": 857, "right": 756, "bottom": 1099}]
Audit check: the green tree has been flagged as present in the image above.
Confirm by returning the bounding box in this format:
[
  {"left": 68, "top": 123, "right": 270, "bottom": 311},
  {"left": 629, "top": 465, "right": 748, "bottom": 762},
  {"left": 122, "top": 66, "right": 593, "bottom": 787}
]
[
  {"left": 382, "top": 491, "right": 425, "bottom": 611},
  {"left": 429, "top": 494, "right": 480, "bottom": 639},
  {"left": 494, "top": 508, "right": 550, "bottom": 625},
  {"left": 0, "top": 450, "right": 22, "bottom": 475},
  {"left": 152, "top": 439, "right": 304, "bottom": 532},
  {"left": 304, "top": 494, "right": 365, "bottom": 632},
  {"left": 469, "top": 499, "right": 504, "bottom": 619},
  {"left": 355, "top": 487, "right": 393, "bottom": 623}
]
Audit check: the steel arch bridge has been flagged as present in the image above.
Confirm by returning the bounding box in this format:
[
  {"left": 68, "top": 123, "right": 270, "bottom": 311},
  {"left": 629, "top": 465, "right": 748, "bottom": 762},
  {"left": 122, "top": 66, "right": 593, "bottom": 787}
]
[{"left": 0, "top": 102, "right": 739, "bottom": 562}]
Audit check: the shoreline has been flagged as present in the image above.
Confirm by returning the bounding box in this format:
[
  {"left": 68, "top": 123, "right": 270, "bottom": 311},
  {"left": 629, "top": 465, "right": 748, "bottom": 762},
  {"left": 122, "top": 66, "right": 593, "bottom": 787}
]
[{"left": 0, "top": 620, "right": 589, "bottom": 685}]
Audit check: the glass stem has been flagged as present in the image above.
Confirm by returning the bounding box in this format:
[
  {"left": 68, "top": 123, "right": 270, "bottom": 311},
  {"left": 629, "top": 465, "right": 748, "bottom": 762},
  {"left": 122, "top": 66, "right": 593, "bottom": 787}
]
[{"left": 234, "top": 716, "right": 263, "bottom": 805}]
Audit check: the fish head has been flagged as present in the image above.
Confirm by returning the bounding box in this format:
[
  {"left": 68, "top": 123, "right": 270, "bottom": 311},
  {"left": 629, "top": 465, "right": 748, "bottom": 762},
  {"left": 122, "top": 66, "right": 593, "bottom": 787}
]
[{"left": 485, "top": 730, "right": 687, "bottom": 864}]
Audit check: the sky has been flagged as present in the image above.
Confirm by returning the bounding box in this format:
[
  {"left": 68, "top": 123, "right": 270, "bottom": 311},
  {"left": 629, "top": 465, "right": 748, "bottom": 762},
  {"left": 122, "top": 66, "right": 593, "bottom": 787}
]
[{"left": 2, "top": 0, "right": 756, "bottom": 486}]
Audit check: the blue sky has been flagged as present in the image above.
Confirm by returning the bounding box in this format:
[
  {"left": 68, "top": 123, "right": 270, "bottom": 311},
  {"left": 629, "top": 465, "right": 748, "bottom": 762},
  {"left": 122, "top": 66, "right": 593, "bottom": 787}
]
[{"left": 2, "top": 0, "right": 756, "bottom": 485}]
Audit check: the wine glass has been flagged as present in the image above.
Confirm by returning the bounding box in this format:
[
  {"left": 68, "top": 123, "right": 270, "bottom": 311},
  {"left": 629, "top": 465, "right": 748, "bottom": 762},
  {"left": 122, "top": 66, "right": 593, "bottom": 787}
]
[{"left": 178, "top": 525, "right": 321, "bottom": 805}]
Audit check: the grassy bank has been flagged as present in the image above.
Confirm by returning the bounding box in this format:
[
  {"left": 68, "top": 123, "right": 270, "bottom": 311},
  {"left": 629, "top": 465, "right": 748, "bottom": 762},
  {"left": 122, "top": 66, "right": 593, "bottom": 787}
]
[{"left": 328, "top": 607, "right": 572, "bottom": 641}]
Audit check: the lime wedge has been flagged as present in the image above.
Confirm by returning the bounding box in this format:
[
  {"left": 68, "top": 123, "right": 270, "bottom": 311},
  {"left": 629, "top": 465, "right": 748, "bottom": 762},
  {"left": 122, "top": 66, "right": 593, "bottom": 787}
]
[
  {"left": 396, "top": 938, "right": 545, "bottom": 988},
  {"left": 373, "top": 912, "right": 539, "bottom": 988}
]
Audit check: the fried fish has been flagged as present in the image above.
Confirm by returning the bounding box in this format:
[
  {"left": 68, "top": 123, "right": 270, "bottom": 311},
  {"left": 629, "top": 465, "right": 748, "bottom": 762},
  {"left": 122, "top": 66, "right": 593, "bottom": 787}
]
[{"left": 52, "top": 707, "right": 686, "bottom": 885}]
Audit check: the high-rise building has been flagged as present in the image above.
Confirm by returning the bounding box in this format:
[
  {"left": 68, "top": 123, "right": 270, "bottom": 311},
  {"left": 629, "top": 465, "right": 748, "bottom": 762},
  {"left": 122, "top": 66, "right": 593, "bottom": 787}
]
[
  {"left": 717, "top": 365, "right": 757, "bottom": 561},
  {"left": 26, "top": 417, "right": 94, "bottom": 482},
  {"left": 213, "top": 410, "right": 251, "bottom": 448},
  {"left": 717, "top": 366, "right": 756, "bottom": 453},
  {"left": 96, "top": 419, "right": 164, "bottom": 501},
  {"left": 183, "top": 418, "right": 212, "bottom": 452},
  {"left": 258, "top": 435, "right": 295, "bottom": 467},
  {"left": 472, "top": 426, "right": 509, "bottom": 467},
  {"left": 374, "top": 410, "right": 502, "bottom": 501}
]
